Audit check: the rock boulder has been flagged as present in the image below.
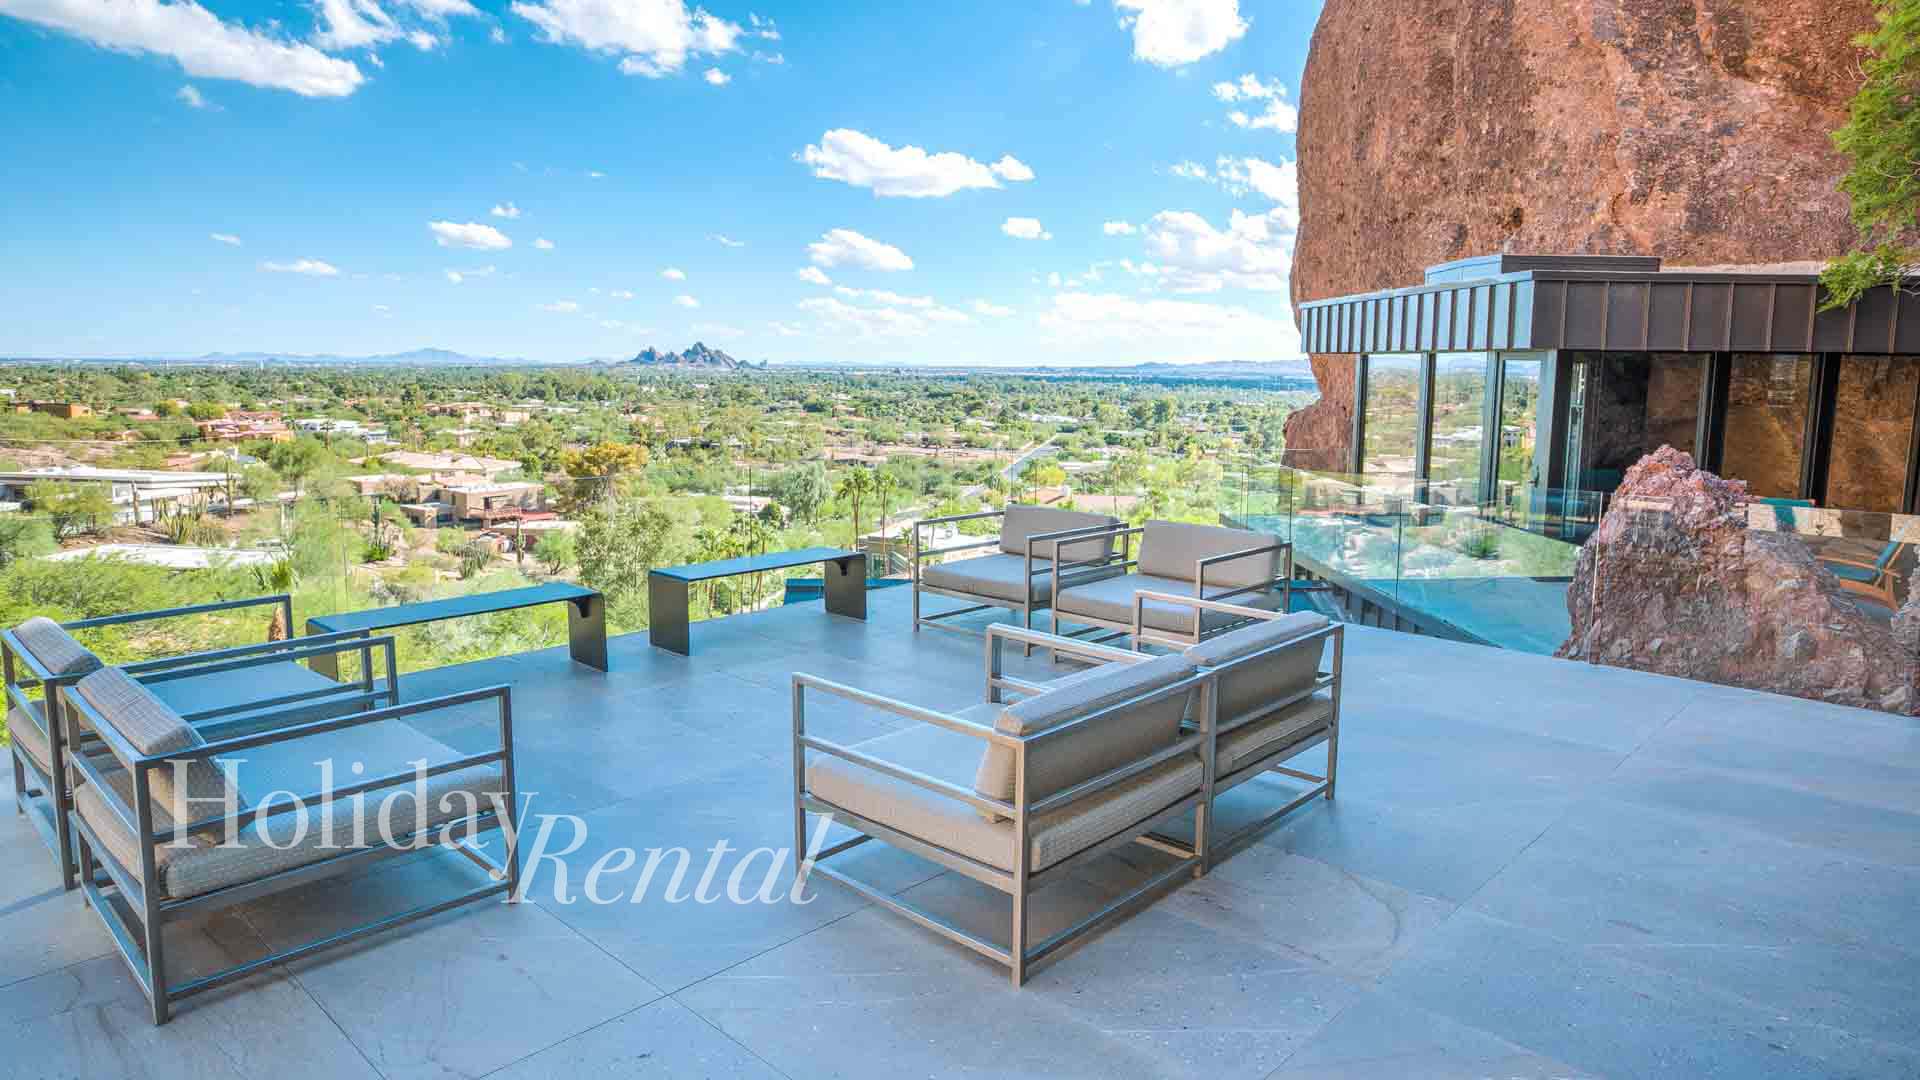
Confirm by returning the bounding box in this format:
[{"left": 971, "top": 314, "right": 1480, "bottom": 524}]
[{"left": 1558, "top": 447, "right": 1916, "bottom": 714}]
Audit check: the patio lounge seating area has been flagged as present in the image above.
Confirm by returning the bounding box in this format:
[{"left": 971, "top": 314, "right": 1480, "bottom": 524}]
[{"left": 4, "top": 584, "right": 1920, "bottom": 1078}]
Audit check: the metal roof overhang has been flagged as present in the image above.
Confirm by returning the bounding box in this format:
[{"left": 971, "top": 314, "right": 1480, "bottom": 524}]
[{"left": 1296, "top": 271, "right": 1920, "bottom": 356}]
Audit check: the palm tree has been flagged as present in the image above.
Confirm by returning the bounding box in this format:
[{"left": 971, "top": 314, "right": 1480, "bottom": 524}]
[{"left": 834, "top": 467, "right": 874, "bottom": 543}]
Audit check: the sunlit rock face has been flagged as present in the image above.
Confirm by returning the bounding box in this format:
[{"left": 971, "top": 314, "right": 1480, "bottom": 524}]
[
  {"left": 1559, "top": 447, "right": 1918, "bottom": 714},
  {"left": 1284, "top": 0, "right": 1873, "bottom": 469}
]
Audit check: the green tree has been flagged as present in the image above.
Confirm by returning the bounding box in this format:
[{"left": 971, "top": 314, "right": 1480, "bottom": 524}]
[
  {"left": 834, "top": 466, "right": 875, "bottom": 540},
  {"left": 0, "top": 515, "right": 56, "bottom": 567},
  {"left": 1822, "top": 0, "right": 1920, "bottom": 308},
  {"left": 186, "top": 401, "right": 228, "bottom": 421},
  {"left": 535, "top": 529, "right": 577, "bottom": 575},
  {"left": 576, "top": 496, "right": 697, "bottom": 612},
  {"left": 770, "top": 461, "right": 830, "bottom": 523},
  {"left": 25, "top": 480, "right": 114, "bottom": 538},
  {"left": 265, "top": 438, "right": 329, "bottom": 498}
]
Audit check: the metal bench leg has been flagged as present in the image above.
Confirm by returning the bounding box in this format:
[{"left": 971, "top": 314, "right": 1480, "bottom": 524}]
[
  {"left": 567, "top": 594, "right": 609, "bottom": 671},
  {"left": 824, "top": 556, "right": 866, "bottom": 621},
  {"left": 648, "top": 573, "right": 693, "bottom": 655}
]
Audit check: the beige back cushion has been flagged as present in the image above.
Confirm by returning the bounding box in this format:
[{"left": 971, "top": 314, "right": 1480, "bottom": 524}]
[
  {"left": 973, "top": 652, "right": 1196, "bottom": 816},
  {"left": 73, "top": 667, "right": 201, "bottom": 766},
  {"left": 1185, "top": 613, "right": 1329, "bottom": 721},
  {"left": 11, "top": 616, "right": 104, "bottom": 679},
  {"left": 1137, "top": 521, "right": 1278, "bottom": 589},
  {"left": 999, "top": 505, "right": 1119, "bottom": 562}
]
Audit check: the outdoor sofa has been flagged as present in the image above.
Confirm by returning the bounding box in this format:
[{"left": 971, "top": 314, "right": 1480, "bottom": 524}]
[
  {"left": 5, "top": 596, "right": 400, "bottom": 890},
  {"left": 58, "top": 664, "right": 519, "bottom": 1024},
  {"left": 912, "top": 504, "right": 1122, "bottom": 647},
  {"left": 1049, "top": 520, "right": 1293, "bottom": 650},
  {"left": 999, "top": 595, "right": 1342, "bottom": 869},
  {"left": 792, "top": 627, "right": 1212, "bottom": 985}
]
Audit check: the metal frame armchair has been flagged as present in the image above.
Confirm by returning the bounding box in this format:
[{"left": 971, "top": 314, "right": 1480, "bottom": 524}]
[
  {"left": 59, "top": 669, "right": 517, "bottom": 1025},
  {"left": 1048, "top": 520, "right": 1294, "bottom": 652},
  {"left": 911, "top": 506, "right": 1123, "bottom": 649},
  {"left": 792, "top": 635, "right": 1210, "bottom": 986},
  {"left": 4, "top": 595, "right": 396, "bottom": 891}
]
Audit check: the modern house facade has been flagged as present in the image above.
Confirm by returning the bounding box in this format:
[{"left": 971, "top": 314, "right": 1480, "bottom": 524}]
[{"left": 1297, "top": 255, "right": 1920, "bottom": 516}]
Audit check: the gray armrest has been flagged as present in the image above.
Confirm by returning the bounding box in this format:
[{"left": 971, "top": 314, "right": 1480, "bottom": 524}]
[{"left": 792, "top": 673, "right": 1016, "bottom": 819}]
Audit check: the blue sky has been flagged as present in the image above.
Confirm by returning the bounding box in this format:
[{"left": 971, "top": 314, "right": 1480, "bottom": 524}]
[{"left": 0, "top": 0, "right": 1317, "bottom": 366}]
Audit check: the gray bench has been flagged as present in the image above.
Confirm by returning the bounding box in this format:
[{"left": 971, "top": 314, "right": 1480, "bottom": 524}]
[
  {"left": 306, "top": 583, "right": 608, "bottom": 677},
  {"left": 648, "top": 547, "right": 865, "bottom": 655}
]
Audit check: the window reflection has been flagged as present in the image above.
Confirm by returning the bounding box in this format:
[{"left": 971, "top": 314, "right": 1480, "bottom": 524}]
[
  {"left": 1723, "top": 353, "right": 1813, "bottom": 501},
  {"left": 1826, "top": 355, "right": 1917, "bottom": 513},
  {"left": 1428, "top": 352, "right": 1489, "bottom": 487},
  {"left": 1361, "top": 354, "right": 1421, "bottom": 481}
]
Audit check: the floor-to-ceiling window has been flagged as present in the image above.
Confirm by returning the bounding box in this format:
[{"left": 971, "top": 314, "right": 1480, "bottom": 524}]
[
  {"left": 1826, "top": 355, "right": 1918, "bottom": 513},
  {"left": 1497, "top": 355, "right": 1543, "bottom": 488},
  {"left": 1568, "top": 352, "right": 1705, "bottom": 494},
  {"left": 1723, "top": 353, "right": 1814, "bottom": 501},
  {"left": 1427, "top": 352, "right": 1490, "bottom": 488},
  {"left": 1360, "top": 353, "right": 1422, "bottom": 482}
]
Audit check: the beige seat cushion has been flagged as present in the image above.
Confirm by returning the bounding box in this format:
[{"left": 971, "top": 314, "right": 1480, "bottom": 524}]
[
  {"left": 807, "top": 717, "right": 1201, "bottom": 873},
  {"left": 1137, "top": 522, "right": 1279, "bottom": 589},
  {"left": 921, "top": 553, "right": 1058, "bottom": 606},
  {"left": 1054, "top": 573, "right": 1282, "bottom": 633},
  {"left": 1217, "top": 692, "right": 1334, "bottom": 777},
  {"left": 72, "top": 667, "right": 200, "bottom": 766},
  {"left": 973, "top": 651, "right": 1196, "bottom": 814},
  {"left": 11, "top": 617, "right": 103, "bottom": 679},
  {"left": 1185, "top": 613, "right": 1329, "bottom": 722},
  {"left": 999, "top": 505, "right": 1119, "bottom": 562},
  {"left": 73, "top": 721, "right": 503, "bottom": 900},
  {"left": 8, "top": 700, "right": 52, "bottom": 773}
]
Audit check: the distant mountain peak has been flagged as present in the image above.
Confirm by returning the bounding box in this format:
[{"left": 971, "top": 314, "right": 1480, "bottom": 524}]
[{"left": 628, "top": 342, "right": 757, "bottom": 370}]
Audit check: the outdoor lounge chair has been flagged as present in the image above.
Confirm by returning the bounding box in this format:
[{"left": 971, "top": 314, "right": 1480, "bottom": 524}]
[
  {"left": 59, "top": 665, "right": 518, "bottom": 1025},
  {"left": 4, "top": 597, "right": 399, "bottom": 891},
  {"left": 988, "top": 602, "right": 1341, "bottom": 871},
  {"left": 1049, "top": 520, "right": 1292, "bottom": 651},
  {"left": 1818, "top": 540, "right": 1909, "bottom": 610},
  {"left": 792, "top": 635, "right": 1211, "bottom": 986},
  {"left": 912, "top": 504, "right": 1121, "bottom": 645}
]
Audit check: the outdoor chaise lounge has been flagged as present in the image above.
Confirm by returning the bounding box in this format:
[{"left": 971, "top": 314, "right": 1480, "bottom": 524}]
[
  {"left": 992, "top": 599, "right": 1341, "bottom": 871},
  {"left": 792, "top": 630, "right": 1211, "bottom": 985},
  {"left": 59, "top": 665, "right": 518, "bottom": 1025},
  {"left": 1049, "top": 520, "right": 1292, "bottom": 650},
  {"left": 912, "top": 504, "right": 1121, "bottom": 645},
  {"left": 5, "top": 597, "right": 399, "bottom": 891}
]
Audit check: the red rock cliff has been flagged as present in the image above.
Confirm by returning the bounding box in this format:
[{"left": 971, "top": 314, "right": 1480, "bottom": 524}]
[{"left": 1285, "top": 0, "right": 1874, "bottom": 470}]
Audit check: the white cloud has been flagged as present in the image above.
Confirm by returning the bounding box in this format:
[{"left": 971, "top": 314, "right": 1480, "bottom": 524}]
[
  {"left": 711, "top": 233, "right": 745, "bottom": 247},
  {"left": 311, "top": 0, "right": 455, "bottom": 52},
  {"left": 1213, "top": 73, "right": 1296, "bottom": 133},
  {"left": 539, "top": 299, "right": 581, "bottom": 313},
  {"left": 807, "top": 228, "right": 912, "bottom": 272},
  {"left": 1103, "top": 220, "right": 1137, "bottom": 236},
  {"left": 747, "top": 12, "right": 776, "bottom": 38},
  {"left": 0, "top": 0, "right": 365, "bottom": 97},
  {"left": 660, "top": 267, "right": 686, "bottom": 280},
  {"left": 1001, "top": 217, "right": 1051, "bottom": 241},
  {"left": 1042, "top": 291, "right": 1297, "bottom": 357},
  {"left": 795, "top": 266, "right": 831, "bottom": 286},
  {"left": 490, "top": 201, "right": 522, "bottom": 219},
  {"left": 372, "top": 303, "right": 391, "bottom": 313},
  {"left": 768, "top": 320, "right": 806, "bottom": 337},
  {"left": 395, "top": 0, "right": 478, "bottom": 17},
  {"left": 703, "top": 66, "right": 729, "bottom": 85},
  {"left": 1213, "top": 156, "right": 1298, "bottom": 214},
  {"left": 489, "top": 25, "right": 507, "bottom": 42},
  {"left": 610, "top": 288, "right": 635, "bottom": 299},
  {"left": 1140, "top": 206, "right": 1293, "bottom": 292},
  {"left": 444, "top": 264, "right": 495, "bottom": 283},
  {"left": 751, "top": 49, "right": 782, "bottom": 64},
  {"left": 1169, "top": 160, "right": 1209, "bottom": 181},
  {"left": 429, "top": 220, "right": 512, "bottom": 250},
  {"left": 835, "top": 286, "right": 932, "bottom": 308},
  {"left": 175, "top": 83, "right": 209, "bottom": 108},
  {"left": 673, "top": 294, "right": 700, "bottom": 308},
  {"left": 799, "top": 296, "right": 927, "bottom": 339},
  {"left": 511, "top": 0, "right": 740, "bottom": 79},
  {"left": 533, "top": 237, "right": 555, "bottom": 249},
  {"left": 445, "top": 269, "right": 463, "bottom": 283},
  {"left": 1113, "top": 0, "right": 1246, "bottom": 67},
  {"left": 209, "top": 232, "right": 241, "bottom": 246},
  {"left": 261, "top": 258, "right": 339, "bottom": 276},
  {"left": 972, "top": 299, "right": 1014, "bottom": 317},
  {"left": 588, "top": 169, "right": 606, "bottom": 179},
  {"left": 798, "top": 129, "right": 1036, "bottom": 198}
]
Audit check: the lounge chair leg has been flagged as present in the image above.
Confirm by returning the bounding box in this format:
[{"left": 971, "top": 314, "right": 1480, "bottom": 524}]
[
  {"left": 1194, "top": 798, "right": 1211, "bottom": 877},
  {"left": 911, "top": 586, "right": 921, "bottom": 633},
  {"left": 144, "top": 897, "right": 170, "bottom": 1025},
  {"left": 1009, "top": 888, "right": 1028, "bottom": 988},
  {"left": 9, "top": 753, "right": 22, "bottom": 815},
  {"left": 1021, "top": 604, "right": 1034, "bottom": 658}
]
